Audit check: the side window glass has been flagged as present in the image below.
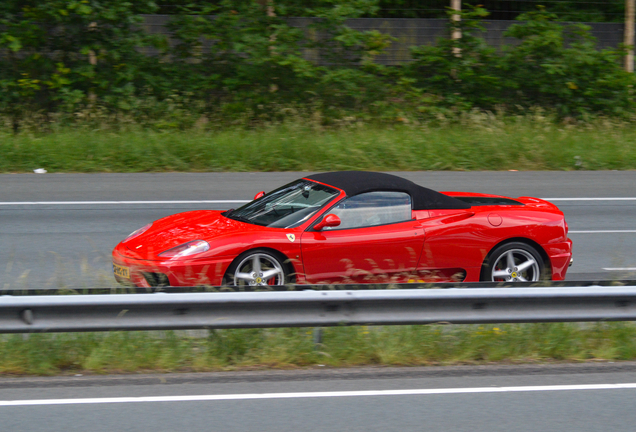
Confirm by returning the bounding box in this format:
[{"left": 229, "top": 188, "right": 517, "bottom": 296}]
[{"left": 324, "top": 191, "right": 412, "bottom": 230}]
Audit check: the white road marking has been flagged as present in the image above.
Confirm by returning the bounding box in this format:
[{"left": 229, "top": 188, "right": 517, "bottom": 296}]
[
  {"left": 0, "top": 200, "right": 250, "bottom": 205},
  {"left": 569, "top": 230, "right": 636, "bottom": 234},
  {"left": 603, "top": 268, "right": 636, "bottom": 271},
  {"left": 2, "top": 201, "right": 634, "bottom": 234},
  {"left": 0, "top": 198, "right": 635, "bottom": 206},
  {"left": 2, "top": 383, "right": 636, "bottom": 406}
]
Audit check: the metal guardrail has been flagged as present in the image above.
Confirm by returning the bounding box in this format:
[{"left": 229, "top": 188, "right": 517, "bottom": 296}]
[
  {"left": 3, "top": 280, "right": 634, "bottom": 296},
  {"left": 1, "top": 286, "right": 636, "bottom": 333}
]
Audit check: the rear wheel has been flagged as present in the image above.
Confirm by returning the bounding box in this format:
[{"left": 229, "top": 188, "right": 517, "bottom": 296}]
[
  {"left": 225, "top": 250, "right": 288, "bottom": 287},
  {"left": 481, "top": 242, "right": 545, "bottom": 282}
]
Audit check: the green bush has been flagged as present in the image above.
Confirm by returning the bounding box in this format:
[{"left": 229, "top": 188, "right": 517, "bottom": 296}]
[
  {"left": 500, "top": 9, "right": 636, "bottom": 116},
  {"left": 163, "top": 0, "right": 394, "bottom": 120},
  {"left": 0, "top": 0, "right": 163, "bottom": 128},
  {"left": 403, "top": 7, "right": 636, "bottom": 117},
  {"left": 405, "top": 6, "right": 501, "bottom": 110}
]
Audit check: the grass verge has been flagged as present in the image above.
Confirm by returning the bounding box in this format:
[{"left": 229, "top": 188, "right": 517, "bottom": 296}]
[
  {"left": 2, "top": 116, "right": 636, "bottom": 173},
  {"left": 2, "top": 323, "right": 636, "bottom": 376}
]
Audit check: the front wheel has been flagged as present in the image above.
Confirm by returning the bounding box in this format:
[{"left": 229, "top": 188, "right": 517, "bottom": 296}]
[
  {"left": 481, "top": 242, "right": 546, "bottom": 282},
  {"left": 225, "top": 250, "right": 288, "bottom": 287}
]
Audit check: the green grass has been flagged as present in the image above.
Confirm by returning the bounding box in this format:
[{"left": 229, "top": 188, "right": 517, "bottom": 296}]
[
  {"left": 2, "top": 323, "right": 636, "bottom": 376},
  {"left": 2, "top": 115, "right": 636, "bottom": 172}
]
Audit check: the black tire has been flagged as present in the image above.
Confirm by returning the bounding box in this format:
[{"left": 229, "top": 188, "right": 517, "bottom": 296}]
[
  {"left": 481, "top": 241, "right": 546, "bottom": 282},
  {"left": 224, "top": 249, "right": 289, "bottom": 287}
]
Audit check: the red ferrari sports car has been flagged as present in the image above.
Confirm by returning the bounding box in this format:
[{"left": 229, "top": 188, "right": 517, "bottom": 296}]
[{"left": 112, "top": 171, "right": 573, "bottom": 287}]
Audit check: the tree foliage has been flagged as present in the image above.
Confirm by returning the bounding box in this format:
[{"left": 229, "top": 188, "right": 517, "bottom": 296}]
[
  {"left": 404, "top": 7, "right": 635, "bottom": 116},
  {"left": 0, "top": 1, "right": 634, "bottom": 129},
  {"left": 0, "top": 0, "right": 161, "bottom": 126},
  {"left": 499, "top": 10, "right": 635, "bottom": 116}
]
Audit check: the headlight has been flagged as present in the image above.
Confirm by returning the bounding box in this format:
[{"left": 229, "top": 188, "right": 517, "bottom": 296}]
[
  {"left": 123, "top": 223, "right": 152, "bottom": 243},
  {"left": 159, "top": 240, "right": 210, "bottom": 259}
]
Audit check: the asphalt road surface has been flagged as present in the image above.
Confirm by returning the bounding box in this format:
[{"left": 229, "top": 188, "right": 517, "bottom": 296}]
[
  {"left": 1, "top": 363, "right": 636, "bottom": 432},
  {"left": 2, "top": 171, "right": 636, "bottom": 288}
]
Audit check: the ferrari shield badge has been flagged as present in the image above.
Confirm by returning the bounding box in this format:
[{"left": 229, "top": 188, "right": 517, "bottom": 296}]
[{"left": 286, "top": 234, "right": 296, "bottom": 242}]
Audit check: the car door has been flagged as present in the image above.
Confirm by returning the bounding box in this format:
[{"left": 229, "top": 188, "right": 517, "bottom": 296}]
[{"left": 300, "top": 191, "right": 426, "bottom": 284}]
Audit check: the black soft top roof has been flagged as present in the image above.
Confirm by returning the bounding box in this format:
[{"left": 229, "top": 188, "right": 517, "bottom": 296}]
[{"left": 306, "top": 171, "right": 471, "bottom": 210}]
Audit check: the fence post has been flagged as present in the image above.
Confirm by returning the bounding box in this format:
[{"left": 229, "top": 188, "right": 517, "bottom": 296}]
[
  {"left": 451, "top": 0, "right": 462, "bottom": 57},
  {"left": 626, "top": 0, "right": 634, "bottom": 72}
]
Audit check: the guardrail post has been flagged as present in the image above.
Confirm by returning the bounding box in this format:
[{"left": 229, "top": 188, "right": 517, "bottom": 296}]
[{"left": 313, "top": 327, "right": 323, "bottom": 348}]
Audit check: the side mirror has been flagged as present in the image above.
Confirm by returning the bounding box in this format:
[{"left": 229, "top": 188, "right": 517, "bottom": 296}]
[
  {"left": 254, "top": 191, "right": 266, "bottom": 200},
  {"left": 314, "top": 214, "right": 341, "bottom": 231}
]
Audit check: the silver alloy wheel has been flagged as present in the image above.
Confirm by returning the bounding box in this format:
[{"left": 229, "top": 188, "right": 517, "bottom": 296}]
[
  {"left": 233, "top": 253, "right": 285, "bottom": 286},
  {"left": 491, "top": 248, "right": 540, "bottom": 282}
]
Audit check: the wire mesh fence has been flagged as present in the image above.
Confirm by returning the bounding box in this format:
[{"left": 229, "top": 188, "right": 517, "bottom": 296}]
[
  {"left": 142, "top": 14, "right": 626, "bottom": 65},
  {"left": 153, "top": 1, "right": 626, "bottom": 22}
]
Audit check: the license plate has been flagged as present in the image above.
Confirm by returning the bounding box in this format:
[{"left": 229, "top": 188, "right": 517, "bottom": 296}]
[{"left": 113, "top": 263, "right": 130, "bottom": 279}]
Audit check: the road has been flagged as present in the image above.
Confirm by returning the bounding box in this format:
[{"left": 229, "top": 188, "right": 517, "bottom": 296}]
[
  {"left": 1, "top": 363, "right": 636, "bottom": 431},
  {"left": 2, "top": 171, "right": 636, "bottom": 288}
]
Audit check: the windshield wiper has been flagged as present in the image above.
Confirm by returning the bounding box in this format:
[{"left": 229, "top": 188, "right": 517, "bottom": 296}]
[{"left": 226, "top": 213, "right": 252, "bottom": 224}]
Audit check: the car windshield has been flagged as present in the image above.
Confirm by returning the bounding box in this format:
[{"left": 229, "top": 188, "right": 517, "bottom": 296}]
[{"left": 225, "top": 180, "right": 339, "bottom": 228}]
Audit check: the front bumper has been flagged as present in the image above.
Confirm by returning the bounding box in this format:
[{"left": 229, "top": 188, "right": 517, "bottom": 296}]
[{"left": 112, "top": 249, "right": 234, "bottom": 287}]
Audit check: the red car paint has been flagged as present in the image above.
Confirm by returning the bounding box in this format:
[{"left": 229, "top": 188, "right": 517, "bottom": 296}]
[{"left": 112, "top": 174, "right": 572, "bottom": 287}]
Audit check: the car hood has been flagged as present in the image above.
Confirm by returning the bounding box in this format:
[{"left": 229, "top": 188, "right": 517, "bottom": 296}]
[{"left": 123, "top": 210, "right": 259, "bottom": 259}]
